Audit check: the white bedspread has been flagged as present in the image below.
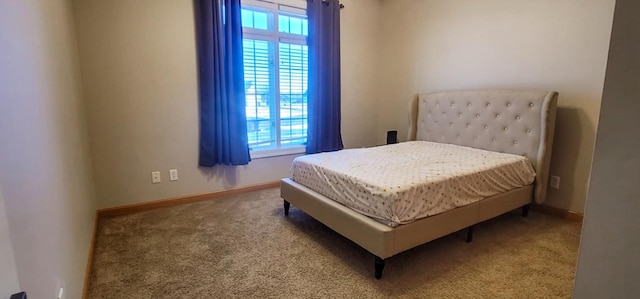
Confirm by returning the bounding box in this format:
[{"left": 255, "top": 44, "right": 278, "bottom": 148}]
[{"left": 291, "top": 141, "right": 535, "bottom": 227}]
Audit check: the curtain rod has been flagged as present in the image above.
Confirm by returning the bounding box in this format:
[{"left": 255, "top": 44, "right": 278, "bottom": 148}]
[{"left": 318, "top": 0, "right": 344, "bottom": 9}]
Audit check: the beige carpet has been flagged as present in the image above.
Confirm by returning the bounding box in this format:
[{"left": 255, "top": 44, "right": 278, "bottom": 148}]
[{"left": 87, "top": 188, "right": 582, "bottom": 298}]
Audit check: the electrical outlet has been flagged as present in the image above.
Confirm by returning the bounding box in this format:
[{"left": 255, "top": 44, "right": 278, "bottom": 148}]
[
  {"left": 169, "top": 169, "right": 178, "bottom": 181},
  {"left": 152, "top": 171, "right": 161, "bottom": 184},
  {"left": 550, "top": 175, "right": 560, "bottom": 189}
]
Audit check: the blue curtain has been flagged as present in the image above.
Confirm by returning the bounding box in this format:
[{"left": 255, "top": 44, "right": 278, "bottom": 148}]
[
  {"left": 306, "top": 0, "right": 344, "bottom": 154},
  {"left": 194, "top": 0, "right": 251, "bottom": 166}
]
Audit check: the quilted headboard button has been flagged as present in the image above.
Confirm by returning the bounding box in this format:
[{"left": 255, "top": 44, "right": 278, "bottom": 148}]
[
  {"left": 526, "top": 129, "right": 531, "bottom": 133},
  {"left": 484, "top": 125, "right": 488, "bottom": 129},
  {"left": 475, "top": 114, "right": 480, "bottom": 118},
  {"left": 529, "top": 103, "right": 534, "bottom": 107},
  {"left": 516, "top": 115, "right": 521, "bottom": 120},
  {"left": 503, "top": 127, "right": 508, "bottom": 131},
  {"left": 507, "top": 103, "right": 512, "bottom": 107},
  {"left": 513, "top": 140, "right": 518, "bottom": 145},
  {"left": 496, "top": 114, "right": 501, "bottom": 118}
]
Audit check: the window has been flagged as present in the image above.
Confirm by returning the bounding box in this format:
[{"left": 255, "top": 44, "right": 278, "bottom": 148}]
[{"left": 241, "top": 0, "right": 308, "bottom": 157}]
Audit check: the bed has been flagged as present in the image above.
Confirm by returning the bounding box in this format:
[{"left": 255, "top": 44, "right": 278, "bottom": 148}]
[{"left": 280, "top": 89, "right": 558, "bottom": 279}]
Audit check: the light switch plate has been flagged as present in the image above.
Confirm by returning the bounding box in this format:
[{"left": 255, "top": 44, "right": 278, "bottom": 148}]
[
  {"left": 550, "top": 175, "right": 560, "bottom": 189},
  {"left": 169, "top": 169, "right": 178, "bottom": 181}
]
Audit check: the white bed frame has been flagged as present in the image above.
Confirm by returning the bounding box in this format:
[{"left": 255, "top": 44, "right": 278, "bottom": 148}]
[{"left": 281, "top": 90, "right": 558, "bottom": 279}]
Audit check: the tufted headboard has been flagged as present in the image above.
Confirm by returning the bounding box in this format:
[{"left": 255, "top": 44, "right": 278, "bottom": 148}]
[{"left": 408, "top": 90, "right": 558, "bottom": 204}]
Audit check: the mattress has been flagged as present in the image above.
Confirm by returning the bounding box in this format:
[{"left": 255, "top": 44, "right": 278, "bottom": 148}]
[{"left": 290, "top": 141, "right": 536, "bottom": 227}]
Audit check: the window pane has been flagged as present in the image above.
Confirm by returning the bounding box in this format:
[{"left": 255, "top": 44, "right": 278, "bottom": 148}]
[
  {"left": 241, "top": 9, "right": 254, "bottom": 28},
  {"left": 278, "top": 14, "right": 308, "bottom": 36},
  {"left": 243, "top": 39, "right": 276, "bottom": 148},
  {"left": 241, "top": 8, "right": 272, "bottom": 30},
  {"left": 278, "top": 15, "right": 289, "bottom": 33},
  {"left": 279, "top": 42, "right": 308, "bottom": 145}
]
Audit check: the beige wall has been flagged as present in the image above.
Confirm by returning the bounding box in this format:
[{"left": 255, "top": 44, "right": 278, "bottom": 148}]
[
  {"left": 0, "top": 1, "right": 97, "bottom": 298},
  {"left": 0, "top": 188, "right": 19, "bottom": 299},
  {"left": 73, "top": 0, "right": 382, "bottom": 208},
  {"left": 377, "top": 0, "right": 615, "bottom": 212},
  {"left": 340, "top": 0, "right": 383, "bottom": 146},
  {"left": 574, "top": 0, "right": 640, "bottom": 297},
  {"left": 69, "top": 0, "right": 612, "bottom": 212}
]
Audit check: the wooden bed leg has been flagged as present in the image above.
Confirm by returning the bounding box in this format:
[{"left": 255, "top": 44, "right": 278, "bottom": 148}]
[
  {"left": 522, "top": 204, "right": 530, "bottom": 217},
  {"left": 466, "top": 226, "right": 474, "bottom": 243},
  {"left": 374, "top": 256, "right": 385, "bottom": 280},
  {"left": 283, "top": 200, "right": 291, "bottom": 216}
]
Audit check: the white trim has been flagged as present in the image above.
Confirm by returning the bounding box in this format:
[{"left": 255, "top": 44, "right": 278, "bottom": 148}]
[
  {"left": 278, "top": 4, "right": 306, "bottom": 15},
  {"left": 248, "top": 0, "right": 306, "bottom": 10},
  {"left": 243, "top": 28, "right": 277, "bottom": 38},
  {"left": 243, "top": 0, "right": 277, "bottom": 10},
  {"left": 279, "top": 36, "right": 306, "bottom": 45},
  {"left": 277, "top": 0, "right": 307, "bottom": 9},
  {"left": 243, "top": 33, "right": 277, "bottom": 44},
  {"left": 250, "top": 145, "right": 306, "bottom": 159}
]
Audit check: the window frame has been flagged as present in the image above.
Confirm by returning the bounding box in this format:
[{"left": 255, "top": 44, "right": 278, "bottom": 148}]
[{"left": 241, "top": 0, "right": 309, "bottom": 158}]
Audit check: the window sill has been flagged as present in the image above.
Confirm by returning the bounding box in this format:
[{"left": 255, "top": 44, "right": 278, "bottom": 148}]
[{"left": 250, "top": 146, "right": 306, "bottom": 159}]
